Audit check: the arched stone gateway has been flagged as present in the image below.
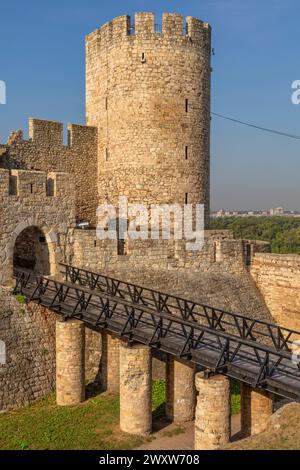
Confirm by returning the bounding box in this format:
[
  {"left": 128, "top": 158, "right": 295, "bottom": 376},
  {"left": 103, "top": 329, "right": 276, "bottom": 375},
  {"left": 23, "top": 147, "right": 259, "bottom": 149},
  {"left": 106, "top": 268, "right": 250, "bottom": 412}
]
[
  {"left": 13, "top": 226, "right": 53, "bottom": 276},
  {"left": 0, "top": 169, "right": 76, "bottom": 285},
  {"left": 2, "top": 222, "right": 61, "bottom": 285},
  {"left": 3, "top": 220, "right": 60, "bottom": 284}
]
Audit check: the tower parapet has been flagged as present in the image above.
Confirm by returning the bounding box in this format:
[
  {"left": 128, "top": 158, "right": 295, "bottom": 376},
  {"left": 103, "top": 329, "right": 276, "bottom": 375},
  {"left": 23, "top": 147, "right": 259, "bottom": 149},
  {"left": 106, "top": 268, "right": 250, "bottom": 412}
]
[{"left": 86, "top": 13, "right": 211, "bottom": 44}]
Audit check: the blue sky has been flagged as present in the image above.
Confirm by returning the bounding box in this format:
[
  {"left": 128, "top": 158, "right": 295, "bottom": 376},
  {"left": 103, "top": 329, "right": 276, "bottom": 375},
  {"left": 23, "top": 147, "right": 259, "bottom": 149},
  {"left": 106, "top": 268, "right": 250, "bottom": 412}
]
[{"left": 0, "top": 0, "right": 299, "bottom": 211}]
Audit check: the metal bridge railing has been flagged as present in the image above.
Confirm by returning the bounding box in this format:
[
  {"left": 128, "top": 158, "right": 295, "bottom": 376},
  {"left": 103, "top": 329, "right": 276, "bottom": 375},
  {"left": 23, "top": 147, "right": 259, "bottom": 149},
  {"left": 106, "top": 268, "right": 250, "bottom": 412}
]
[
  {"left": 60, "top": 263, "right": 300, "bottom": 354},
  {"left": 13, "top": 267, "right": 300, "bottom": 401}
]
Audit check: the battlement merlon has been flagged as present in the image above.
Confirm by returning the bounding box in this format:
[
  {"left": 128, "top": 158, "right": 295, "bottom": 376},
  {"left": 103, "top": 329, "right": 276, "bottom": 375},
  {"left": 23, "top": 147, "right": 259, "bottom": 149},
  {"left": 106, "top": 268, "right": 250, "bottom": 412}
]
[
  {"left": 4, "top": 118, "right": 97, "bottom": 149},
  {"left": 0, "top": 145, "right": 8, "bottom": 157},
  {"left": 0, "top": 168, "right": 75, "bottom": 198},
  {"left": 85, "top": 12, "right": 211, "bottom": 43},
  {"left": 28, "top": 118, "right": 62, "bottom": 145},
  {"left": 67, "top": 123, "right": 97, "bottom": 149}
]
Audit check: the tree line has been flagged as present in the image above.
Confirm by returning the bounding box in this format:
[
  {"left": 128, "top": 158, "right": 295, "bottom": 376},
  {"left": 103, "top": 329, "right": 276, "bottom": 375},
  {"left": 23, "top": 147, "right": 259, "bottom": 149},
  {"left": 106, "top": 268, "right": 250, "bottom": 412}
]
[{"left": 209, "top": 216, "right": 300, "bottom": 254}]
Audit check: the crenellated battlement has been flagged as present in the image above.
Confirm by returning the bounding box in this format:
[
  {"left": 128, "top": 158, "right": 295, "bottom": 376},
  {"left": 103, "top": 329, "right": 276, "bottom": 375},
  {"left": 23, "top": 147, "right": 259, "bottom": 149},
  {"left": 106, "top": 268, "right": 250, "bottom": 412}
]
[
  {"left": 2, "top": 118, "right": 98, "bottom": 225},
  {"left": 14, "top": 118, "right": 98, "bottom": 149},
  {"left": 5, "top": 118, "right": 97, "bottom": 149},
  {"left": 0, "top": 168, "right": 74, "bottom": 198},
  {"left": 86, "top": 12, "right": 211, "bottom": 45}
]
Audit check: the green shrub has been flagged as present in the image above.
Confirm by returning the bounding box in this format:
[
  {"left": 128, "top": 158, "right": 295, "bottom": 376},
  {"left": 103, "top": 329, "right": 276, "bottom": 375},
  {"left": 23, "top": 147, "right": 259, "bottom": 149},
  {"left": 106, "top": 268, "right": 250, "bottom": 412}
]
[
  {"left": 152, "top": 379, "right": 166, "bottom": 418},
  {"left": 19, "top": 441, "right": 29, "bottom": 450},
  {"left": 15, "top": 294, "right": 26, "bottom": 305},
  {"left": 209, "top": 216, "right": 300, "bottom": 254},
  {"left": 231, "top": 379, "right": 241, "bottom": 415}
]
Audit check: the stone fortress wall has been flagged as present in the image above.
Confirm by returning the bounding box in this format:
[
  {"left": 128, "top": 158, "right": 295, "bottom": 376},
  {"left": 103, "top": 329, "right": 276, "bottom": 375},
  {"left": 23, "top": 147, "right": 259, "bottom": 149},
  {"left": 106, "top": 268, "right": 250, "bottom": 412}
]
[
  {"left": 71, "top": 228, "right": 269, "bottom": 276},
  {"left": 0, "top": 168, "right": 76, "bottom": 285},
  {"left": 0, "top": 118, "right": 98, "bottom": 225},
  {"left": 0, "top": 288, "right": 57, "bottom": 411},
  {"left": 0, "top": 286, "right": 104, "bottom": 411},
  {"left": 0, "top": 166, "right": 76, "bottom": 411},
  {"left": 251, "top": 253, "right": 300, "bottom": 331},
  {"left": 86, "top": 12, "right": 211, "bottom": 225}
]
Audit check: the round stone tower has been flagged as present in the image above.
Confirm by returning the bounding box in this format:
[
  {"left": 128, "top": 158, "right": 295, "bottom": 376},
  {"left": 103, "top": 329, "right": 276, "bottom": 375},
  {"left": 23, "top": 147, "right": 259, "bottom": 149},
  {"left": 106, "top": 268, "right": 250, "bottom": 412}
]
[{"left": 86, "top": 12, "right": 211, "bottom": 225}]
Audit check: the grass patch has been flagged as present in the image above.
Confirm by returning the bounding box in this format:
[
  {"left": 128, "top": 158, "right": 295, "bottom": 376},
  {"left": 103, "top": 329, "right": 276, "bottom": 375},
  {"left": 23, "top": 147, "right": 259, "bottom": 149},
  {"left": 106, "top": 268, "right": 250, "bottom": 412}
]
[
  {"left": 152, "top": 378, "right": 241, "bottom": 417},
  {"left": 0, "top": 393, "right": 142, "bottom": 450},
  {"left": 152, "top": 379, "right": 165, "bottom": 409},
  {"left": 152, "top": 379, "right": 166, "bottom": 419},
  {"left": 231, "top": 379, "right": 241, "bottom": 415},
  {"left": 14, "top": 293, "right": 26, "bottom": 305},
  {"left": 0, "top": 380, "right": 166, "bottom": 450}
]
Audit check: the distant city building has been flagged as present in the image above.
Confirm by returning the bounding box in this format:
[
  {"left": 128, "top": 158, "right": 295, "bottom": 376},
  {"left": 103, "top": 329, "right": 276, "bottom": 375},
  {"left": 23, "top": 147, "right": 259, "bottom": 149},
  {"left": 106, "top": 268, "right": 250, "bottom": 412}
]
[
  {"left": 269, "top": 207, "right": 284, "bottom": 216},
  {"left": 216, "top": 209, "right": 225, "bottom": 217},
  {"left": 211, "top": 207, "right": 300, "bottom": 218}
]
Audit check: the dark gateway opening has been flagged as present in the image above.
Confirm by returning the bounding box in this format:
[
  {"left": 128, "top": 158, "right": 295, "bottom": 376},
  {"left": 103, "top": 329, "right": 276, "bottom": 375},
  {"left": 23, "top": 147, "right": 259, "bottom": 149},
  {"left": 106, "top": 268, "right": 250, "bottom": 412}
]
[{"left": 13, "top": 226, "right": 50, "bottom": 275}]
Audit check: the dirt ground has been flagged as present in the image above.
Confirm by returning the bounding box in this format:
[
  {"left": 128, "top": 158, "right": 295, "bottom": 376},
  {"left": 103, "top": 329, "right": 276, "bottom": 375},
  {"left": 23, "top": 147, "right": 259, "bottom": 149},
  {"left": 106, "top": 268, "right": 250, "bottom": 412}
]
[
  {"left": 136, "top": 403, "right": 300, "bottom": 451},
  {"left": 227, "top": 403, "right": 300, "bottom": 450},
  {"left": 136, "top": 414, "right": 241, "bottom": 450}
]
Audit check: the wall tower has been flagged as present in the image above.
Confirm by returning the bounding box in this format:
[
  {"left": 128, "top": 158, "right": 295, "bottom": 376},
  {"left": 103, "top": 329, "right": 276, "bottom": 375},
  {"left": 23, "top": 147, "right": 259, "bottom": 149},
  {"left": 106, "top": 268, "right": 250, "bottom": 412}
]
[{"left": 86, "top": 12, "right": 211, "bottom": 225}]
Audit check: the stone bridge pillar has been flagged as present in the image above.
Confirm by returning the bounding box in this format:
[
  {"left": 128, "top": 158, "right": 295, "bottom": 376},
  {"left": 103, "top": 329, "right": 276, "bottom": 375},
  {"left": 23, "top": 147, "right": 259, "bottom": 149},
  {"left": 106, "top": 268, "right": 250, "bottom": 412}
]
[
  {"left": 56, "top": 319, "right": 85, "bottom": 405},
  {"left": 119, "top": 342, "right": 152, "bottom": 435},
  {"left": 194, "top": 372, "right": 231, "bottom": 450},
  {"left": 101, "top": 332, "right": 120, "bottom": 393},
  {"left": 241, "top": 384, "right": 273, "bottom": 436},
  {"left": 166, "top": 356, "right": 195, "bottom": 423}
]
